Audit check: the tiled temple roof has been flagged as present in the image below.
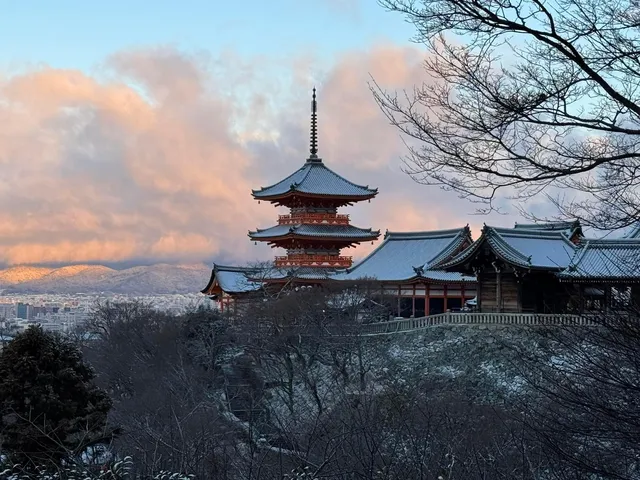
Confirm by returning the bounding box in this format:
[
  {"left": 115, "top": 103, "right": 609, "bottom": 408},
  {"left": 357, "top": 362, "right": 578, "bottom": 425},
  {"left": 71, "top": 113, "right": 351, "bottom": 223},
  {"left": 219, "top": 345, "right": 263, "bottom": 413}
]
[
  {"left": 514, "top": 219, "right": 582, "bottom": 240},
  {"left": 256, "top": 266, "right": 336, "bottom": 282},
  {"left": 252, "top": 161, "right": 378, "bottom": 200},
  {"left": 625, "top": 222, "right": 640, "bottom": 239},
  {"left": 439, "top": 225, "right": 578, "bottom": 271},
  {"left": 201, "top": 264, "right": 261, "bottom": 294},
  {"left": 558, "top": 239, "right": 640, "bottom": 282},
  {"left": 204, "top": 226, "right": 640, "bottom": 295},
  {"left": 333, "top": 227, "right": 475, "bottom": 283},
  {"left": 202, "top": 264, "right": 336, "bottom": 295},
  {"left": 249, "top": 224, "right": 380, "bottom": 241}
]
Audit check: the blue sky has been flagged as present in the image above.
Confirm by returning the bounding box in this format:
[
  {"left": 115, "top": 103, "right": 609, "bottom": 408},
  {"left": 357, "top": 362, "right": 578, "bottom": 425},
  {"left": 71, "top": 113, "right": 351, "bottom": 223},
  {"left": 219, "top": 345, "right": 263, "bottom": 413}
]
[{"left": 1, "top": 1, "right": 415, "bottom": 71}]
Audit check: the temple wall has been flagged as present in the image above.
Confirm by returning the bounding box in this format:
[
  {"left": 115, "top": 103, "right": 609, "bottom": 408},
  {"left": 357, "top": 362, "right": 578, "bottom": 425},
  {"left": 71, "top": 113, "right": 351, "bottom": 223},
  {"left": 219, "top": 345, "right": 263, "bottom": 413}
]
[
  {"left": 477, "top": 271, "right": 520, "bottom": 312},
  {"left": 477, "top": 270, "right": 580, "bottom": 313},
  {"left": 478, "top": 272, "right": 497, "bottom": 311},
  {"left": 501, "top": 272, "right": 520, "bottom": 311},
  {"left": 520, "top": 272, "right": 570, "bottom": 313}
]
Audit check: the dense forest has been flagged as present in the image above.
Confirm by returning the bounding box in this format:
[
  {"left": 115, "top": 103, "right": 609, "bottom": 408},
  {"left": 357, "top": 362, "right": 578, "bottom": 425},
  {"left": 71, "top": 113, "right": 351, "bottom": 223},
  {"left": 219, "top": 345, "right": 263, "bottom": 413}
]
[{"left": 1, "top": 291, "right": 639, "bottom": 479}]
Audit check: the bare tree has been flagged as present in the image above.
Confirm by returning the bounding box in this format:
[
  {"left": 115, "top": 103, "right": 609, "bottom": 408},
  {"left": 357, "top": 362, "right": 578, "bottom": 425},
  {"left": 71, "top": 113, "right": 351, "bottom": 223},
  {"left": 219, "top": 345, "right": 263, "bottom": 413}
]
[
  {"left": 88, "top": 294, "right": 640, "bottom": 479},
  {"left": 500, "top": 305, "right": 640, "bottom": 480},
  {"left": 373, "top": 0, "right": 640, "bottom": 229},
  {"left": 231, "top": 287, "right": 390, "bottom": 478},
  {"left": 84, "top": 302, "right": 236, "bottom": 479}
]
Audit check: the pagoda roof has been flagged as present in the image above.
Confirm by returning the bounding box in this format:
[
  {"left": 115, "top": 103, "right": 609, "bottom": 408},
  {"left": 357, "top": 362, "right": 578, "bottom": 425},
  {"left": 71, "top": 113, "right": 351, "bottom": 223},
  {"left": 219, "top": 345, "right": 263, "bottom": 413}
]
[
  {"left": 201, "top": 264, "right": 261, "bottom": 295},
  {"left": 253, "top": 88, "right": 377, "bottom": 202},
  {"left": 439, "top": 225, "right": 578, "bottom": 271},
  {"left": 249, "top": 224, "right": 380, "bottom": 241},
  {"left": 558, "top": 238, "right": 640, "bottom": 283},
  {"left": 252, "top": 160, "right": 378, "bottom": 201},
  {"left": 254, "top": 266, "right": 336, "bottom": 282},
  {"left": 333, "top": 227, "right": 475, "bottom": 283}
]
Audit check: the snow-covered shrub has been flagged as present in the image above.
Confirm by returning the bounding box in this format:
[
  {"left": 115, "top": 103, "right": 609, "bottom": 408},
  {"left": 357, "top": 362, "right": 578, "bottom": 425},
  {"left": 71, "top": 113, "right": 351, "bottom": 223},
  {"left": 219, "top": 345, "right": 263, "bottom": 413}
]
[
  {"left": 0, "top": 456, "right": 194, "bottom": 479},
  {"left": 283, "top": 466, "right": 316, "bottom": 479}
]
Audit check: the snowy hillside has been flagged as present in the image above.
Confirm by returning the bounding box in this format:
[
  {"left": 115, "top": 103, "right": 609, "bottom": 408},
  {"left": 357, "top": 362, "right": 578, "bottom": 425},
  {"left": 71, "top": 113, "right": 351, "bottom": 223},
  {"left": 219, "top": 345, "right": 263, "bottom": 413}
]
[
  {"left": 0, "top": 266, "right": 55, "bottom": 284},
  {"left": 0, "top": 263, "right": 211, "bottom": 294}
]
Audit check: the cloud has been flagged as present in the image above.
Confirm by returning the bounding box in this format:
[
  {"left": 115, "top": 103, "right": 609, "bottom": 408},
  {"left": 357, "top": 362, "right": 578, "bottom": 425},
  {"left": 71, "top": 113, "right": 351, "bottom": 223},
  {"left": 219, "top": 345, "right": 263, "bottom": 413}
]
[{"left": 0, "top": 44, "right": 519, "bottom": 267}]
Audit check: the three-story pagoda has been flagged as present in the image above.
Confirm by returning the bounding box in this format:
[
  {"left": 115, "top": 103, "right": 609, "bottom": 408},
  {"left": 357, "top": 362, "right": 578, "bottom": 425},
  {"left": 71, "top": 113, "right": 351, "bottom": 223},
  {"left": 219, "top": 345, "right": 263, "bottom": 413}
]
[{"left": 250, "top": 88, "right": 380, "bottom": 271}]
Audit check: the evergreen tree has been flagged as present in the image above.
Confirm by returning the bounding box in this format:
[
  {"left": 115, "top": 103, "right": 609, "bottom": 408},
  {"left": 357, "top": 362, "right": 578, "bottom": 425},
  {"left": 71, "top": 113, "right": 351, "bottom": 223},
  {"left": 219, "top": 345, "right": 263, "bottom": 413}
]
[{"left": 0, "top": 325, "right": 112, "bottom": 468}]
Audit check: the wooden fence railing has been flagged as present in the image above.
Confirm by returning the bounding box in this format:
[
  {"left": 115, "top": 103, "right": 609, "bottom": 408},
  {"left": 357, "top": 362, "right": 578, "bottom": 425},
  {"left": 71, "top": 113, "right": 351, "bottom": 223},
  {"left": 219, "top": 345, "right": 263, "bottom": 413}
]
[
  {"left": 355, "top": 312, "right": 599, "bottom": 336},
  {"left": 235, "top": 313, "right": 621, "bottom": 342}
]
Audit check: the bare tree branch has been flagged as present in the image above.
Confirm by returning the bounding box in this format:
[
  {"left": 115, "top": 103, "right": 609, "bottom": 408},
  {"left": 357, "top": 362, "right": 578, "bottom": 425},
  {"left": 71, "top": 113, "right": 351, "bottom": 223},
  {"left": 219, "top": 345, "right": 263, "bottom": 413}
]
[{"left": 374, "top": 0, "right": 640, "bottom": 229}]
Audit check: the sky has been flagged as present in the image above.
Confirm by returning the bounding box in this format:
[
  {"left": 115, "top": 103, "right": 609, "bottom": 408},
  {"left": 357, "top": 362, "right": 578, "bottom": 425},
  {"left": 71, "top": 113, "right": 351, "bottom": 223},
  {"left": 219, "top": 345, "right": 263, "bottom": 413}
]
[{"left": 0, "top": 0, "right": 533, "bottom": 268}]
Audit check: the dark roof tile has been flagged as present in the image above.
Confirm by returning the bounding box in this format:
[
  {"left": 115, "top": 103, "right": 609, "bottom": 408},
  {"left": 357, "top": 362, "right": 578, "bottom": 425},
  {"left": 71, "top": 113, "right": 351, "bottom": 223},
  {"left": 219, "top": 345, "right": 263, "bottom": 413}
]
[
  {"left": 559, "top": 239, "right": 640, "bottom": 281},
  {"left": 333, "top": 227, "right": 475, "bottom": 282},
  {"left": 249, "top": 224, "right": 380, "bottom": 240},
  {"left": 252, "top": 161, "right": 377, "bottom": 199},
  {"left": 440, "top": 226, "right": 578, "bottom": 270}
]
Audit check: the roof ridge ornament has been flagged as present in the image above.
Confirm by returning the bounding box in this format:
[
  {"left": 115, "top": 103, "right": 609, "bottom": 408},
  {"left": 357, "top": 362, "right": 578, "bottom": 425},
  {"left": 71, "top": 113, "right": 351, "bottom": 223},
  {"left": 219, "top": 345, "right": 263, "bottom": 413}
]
[{"left": 307, "top": 87, "right": 322, "bottom": 163}]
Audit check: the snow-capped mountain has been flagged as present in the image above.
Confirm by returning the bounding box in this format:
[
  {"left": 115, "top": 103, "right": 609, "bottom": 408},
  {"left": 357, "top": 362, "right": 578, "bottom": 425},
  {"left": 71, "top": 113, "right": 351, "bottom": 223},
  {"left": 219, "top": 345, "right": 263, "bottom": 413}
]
[
  {"left": 0, "top": 263, "right": 211, "bottom": 294},
  {"left": 0, "top": 266, "right": 55, "bottom": 284}
]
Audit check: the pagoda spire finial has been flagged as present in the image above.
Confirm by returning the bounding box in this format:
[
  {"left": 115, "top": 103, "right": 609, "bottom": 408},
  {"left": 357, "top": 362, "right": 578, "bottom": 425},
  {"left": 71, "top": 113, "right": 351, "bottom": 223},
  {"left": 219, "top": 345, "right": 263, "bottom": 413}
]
[{"left": 308, "top": 87, "right": 321, "bottom": 162}]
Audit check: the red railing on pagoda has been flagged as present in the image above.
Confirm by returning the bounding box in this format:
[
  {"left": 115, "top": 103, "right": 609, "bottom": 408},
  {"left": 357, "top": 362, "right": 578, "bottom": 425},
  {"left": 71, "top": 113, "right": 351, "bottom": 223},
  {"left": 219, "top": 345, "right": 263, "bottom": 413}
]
[
  {"left": 275, "top": 254, "right": 353, "bottom": 267},
  {"left": 278, "top": 213, "right": 350, "bottom": 225}
]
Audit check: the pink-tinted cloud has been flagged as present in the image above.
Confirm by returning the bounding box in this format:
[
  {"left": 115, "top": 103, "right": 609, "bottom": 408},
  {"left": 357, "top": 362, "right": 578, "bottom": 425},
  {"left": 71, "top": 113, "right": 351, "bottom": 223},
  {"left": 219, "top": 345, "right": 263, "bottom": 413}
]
[{"left": 0, "top": 44, "right": 517, "bottom": 267}]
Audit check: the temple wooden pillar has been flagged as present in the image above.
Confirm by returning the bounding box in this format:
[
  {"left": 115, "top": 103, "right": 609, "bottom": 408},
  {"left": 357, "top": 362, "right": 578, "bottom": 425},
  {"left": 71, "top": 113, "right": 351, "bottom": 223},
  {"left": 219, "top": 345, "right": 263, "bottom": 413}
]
[
  {"left": 426, "top": 284, "right": 430, "bottom": 316},
  {"left": 472, "top": 267, "right": 482, "bottom": 312},
  {"left": 604, "top": 286, "right": 611, "bottom": 312},
  {"left": 494, "top": 265, "right": 502, "bottom": 313},
  {"left": 444, "top": 284, "right": 448, "bottom": 312}
]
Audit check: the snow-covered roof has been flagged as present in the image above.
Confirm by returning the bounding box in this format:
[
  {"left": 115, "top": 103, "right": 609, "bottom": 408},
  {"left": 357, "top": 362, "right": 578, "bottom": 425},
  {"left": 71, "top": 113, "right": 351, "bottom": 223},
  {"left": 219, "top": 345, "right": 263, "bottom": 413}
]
[
  {"left": 514, "top": 219, "right": 582, "bottom": 240},
  {"left": 625, "top": 222, "right": 640, "bottom": 239},
  {"left": 249, "top": 224, "right": 380, "bottom": 241},
  {"left": 558, "top": 239, "right": 640, "bottom": 282},
  {"left": 253, "top": 89, "right": 377, "bottom": 202},
  {"left": 201, "top": 264, "right": 261, "bottom": 294},
  {"left": 440, "top": 225, "right": 578, "bottom": 271},
  {"left": 333, "top": 227, "right": 475, "bottom": 283},
  {"left": 202, "top": 263, "right": 340, "bottom": 295},
  {"left": 258, "top": 266, "right": 336, "bottom": 282},
  {"left": 252, "top": 161, "right": 378, "bottom": 200}
]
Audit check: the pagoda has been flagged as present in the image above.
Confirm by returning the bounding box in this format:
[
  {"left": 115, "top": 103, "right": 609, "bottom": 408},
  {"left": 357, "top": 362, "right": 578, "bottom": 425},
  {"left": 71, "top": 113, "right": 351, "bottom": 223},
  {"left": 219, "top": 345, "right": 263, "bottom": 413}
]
[{"left": 249, "top": 88, "right": 380, "bottom": 271}]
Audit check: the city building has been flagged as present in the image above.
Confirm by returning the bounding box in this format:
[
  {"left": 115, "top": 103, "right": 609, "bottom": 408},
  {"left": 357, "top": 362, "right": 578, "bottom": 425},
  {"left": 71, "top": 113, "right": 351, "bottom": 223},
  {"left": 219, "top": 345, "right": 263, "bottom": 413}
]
[
  {"left": 0, "top": 303, "right": 13, "bottom": 320},
  {"left": 16, "top": 302, "right": 32, "bottom": 320}
]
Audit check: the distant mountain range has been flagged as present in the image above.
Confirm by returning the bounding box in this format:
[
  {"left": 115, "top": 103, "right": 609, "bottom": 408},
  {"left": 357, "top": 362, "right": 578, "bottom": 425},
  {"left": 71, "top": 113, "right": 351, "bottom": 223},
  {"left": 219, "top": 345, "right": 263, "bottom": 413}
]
[{"left": 0, "top": 263, "right": 212, "bottom": 294}]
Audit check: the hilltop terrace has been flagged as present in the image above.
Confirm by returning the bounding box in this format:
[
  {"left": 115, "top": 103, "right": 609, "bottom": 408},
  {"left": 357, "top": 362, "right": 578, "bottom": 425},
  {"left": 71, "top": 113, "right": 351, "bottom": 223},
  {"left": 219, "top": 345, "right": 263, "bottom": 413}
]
[
  {"left": 203, "top": 220, "right": 640, "bottom": 322},
  {"left": 200, "top": 90, "right": 640, "bottom": 323}
]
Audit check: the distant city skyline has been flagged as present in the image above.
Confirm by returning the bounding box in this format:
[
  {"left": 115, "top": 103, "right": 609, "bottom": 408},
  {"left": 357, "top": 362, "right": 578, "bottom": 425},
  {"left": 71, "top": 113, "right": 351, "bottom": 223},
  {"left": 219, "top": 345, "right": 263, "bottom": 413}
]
[{"left": 0, "top": 1, "right": 534, "bottom": 267}]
